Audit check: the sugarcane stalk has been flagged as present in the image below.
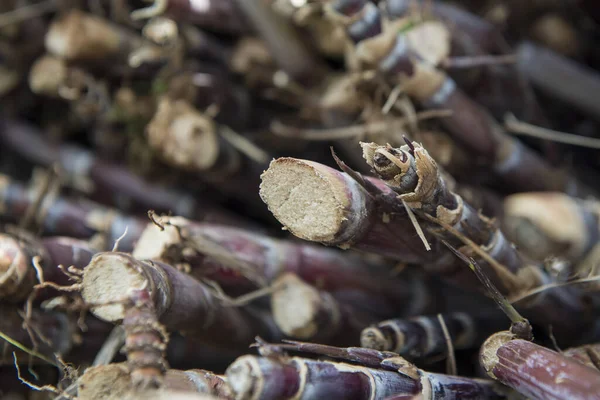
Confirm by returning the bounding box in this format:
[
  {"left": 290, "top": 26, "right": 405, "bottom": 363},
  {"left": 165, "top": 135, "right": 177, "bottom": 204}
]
[
  {"left": 81, "top": 252, "right": 281, "bottom": 349},
  {"left": 39, "top": 236, "right": 98, "bottom": 284},
  {"left": 29, "top": 54, "right": 94, "bottom": 101},
  {"left": 0, "top": 229, "right": 99, "bottom": 301},
  {"left": 132, "top": 215, "right": 430, "bottom": 315},
  {"left": 384, "top": 0, "right": 509, "bottom": 55},
  {"left": 131, "top": 0, "right": 249, "bottom": 35},
  {"left": 361, "top": 311, "right": 507, "bottom": 360},
  {"left": 77, "top": 363, "right": 232, "bottom": 400},
  {"left": 45, "top": 9, "right": 158, "bottom": 70},
  {"left": 271, "top": 273, "right": 376, "bottom": 345},
  {"left": 329, "top": 5, "right": 590, "bottom": 196},
  {"left": 234, "top": 0, "right": 326, "bottom": 85},
  {"left": 480, "top": 331, "right": 600, "bottom": 400},
  {"left": 145, "top": 97, "right": 241, "bottom": 176},
  {"left": 324, "top": 0, "right": 382, "bottom": 45},
  {"left": 0, "top": 120, "right": 248, "bottom": 226},
  {"left": 360, "top": 140, "right": 591, "bottom": 340},
  {"left": 259, "top": 157, "right": 436, "bottom": 262},
  {"left": 517, "top": 41, "right": 600, "bottom": 122},
  {"left": 564, "top": 343, "right": 600, "bottom": 370},
  {"left": 261, "top": 149, "right": 590, "bottom": 340},
  {"left": 503, "top": 192, "right": 600, "bottom": 273},
  {"left": 0, "top": 231, "right": 44, "bottom": 301},
  {"left": 360, "top": 141, "right": 524, "bottom": 291},
  {"left": 145, "top": 97, "right": 270, "bottom": 219},
  {"left": 227, "top": 341, "right": 509, "bottom": 399},
  {"left": 46, "top": 10, "right": 137, "bottom": 61},
  {"left": 530, "top": 14, "right": 581, "bottom": 57},
  {"left": 0, "top": 173, "right": 145, "bottom": 251}
]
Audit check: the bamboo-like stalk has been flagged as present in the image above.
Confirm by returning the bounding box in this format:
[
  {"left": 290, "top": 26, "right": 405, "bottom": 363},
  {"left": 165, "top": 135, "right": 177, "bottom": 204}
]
[
  {"left": 381, "top": 0, "right": 548, "bottom": 124},
  {"left": 271, "top": 273, "right": 376, "bottom": 345},
  {"left": 227, "top": 341, "right": 509, "bottom": 400},
  {"left": 77, "top": 363, "right": 232, "bottom": 400},
  {"left": 81, "top": 252, "right": 281, "bottom": 349},
  {"left": 0, "top": 120, "right": 246, "bottom": 226},
  {"left": 226, "top": 355, "right": 415, "bottom": 400},
  {"left": 0, "top": 173, "right": 145, "bottom": 251},
  {"left": 132, "top": 216, "right": 430, "bottom": 315},
  {"left": 419, "top": 76, "right": 583, "bottom": 194},
  {"left": 480, "top": 331, "right": 600, "bottom": 400},
  {"left": 361, "top": 311, "right": 506, "bottom": 360},
  {"left": 503, "top": 192, "right": 600, "bottom": 270}
]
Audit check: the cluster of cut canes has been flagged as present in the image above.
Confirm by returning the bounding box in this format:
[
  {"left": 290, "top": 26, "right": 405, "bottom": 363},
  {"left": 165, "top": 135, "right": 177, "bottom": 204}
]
[{"left": 2, "top": 0, "right": 600, "bottom": 399}]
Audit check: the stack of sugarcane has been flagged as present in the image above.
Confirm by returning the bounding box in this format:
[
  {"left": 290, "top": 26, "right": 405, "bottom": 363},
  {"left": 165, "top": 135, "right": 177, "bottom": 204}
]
[{"left": 2, "top": 0, "right": 600, "bottom": 399}]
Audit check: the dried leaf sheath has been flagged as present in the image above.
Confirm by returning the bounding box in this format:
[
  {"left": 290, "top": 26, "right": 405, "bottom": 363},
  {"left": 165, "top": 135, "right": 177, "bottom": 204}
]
[{"left": 81, "top": 252, "right": 281, "bottom": 349}]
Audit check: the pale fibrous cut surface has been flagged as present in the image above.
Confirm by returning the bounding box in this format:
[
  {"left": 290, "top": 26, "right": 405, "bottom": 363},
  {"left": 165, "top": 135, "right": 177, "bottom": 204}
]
[
  {"left": 147, "top": 98, "right": 219, "bottom": 172},
  {"left": 81, "top": 253, "right": 146, "bottom": 322},
  {"left": 271, "top": 274, "right": 321, "bottom": 338},
  {"left": 259, "top": 159, "right": 346, "bottom": 243}
]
